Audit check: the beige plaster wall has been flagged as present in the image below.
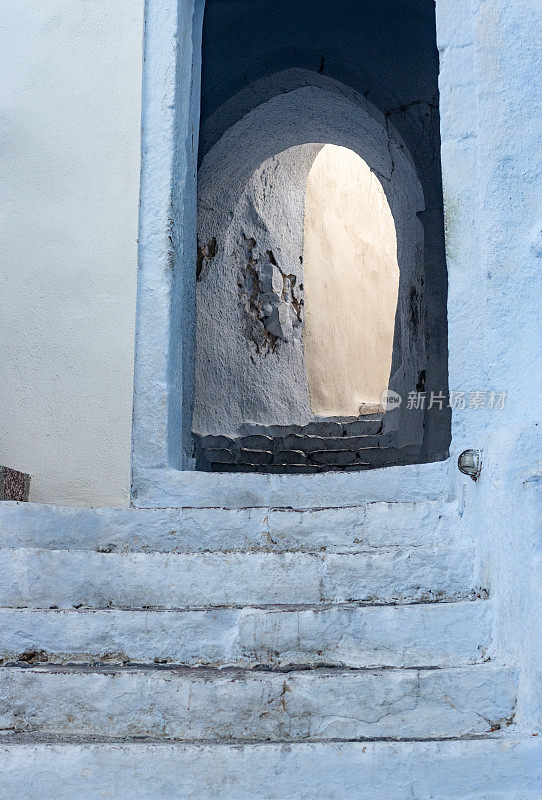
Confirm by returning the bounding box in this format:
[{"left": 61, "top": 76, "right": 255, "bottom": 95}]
[
  {"left": 302, "top": 145, "right": 399, "bottom": 417},
  {"left": 0, "top": 0, "right": 143, "bottom": 505}
]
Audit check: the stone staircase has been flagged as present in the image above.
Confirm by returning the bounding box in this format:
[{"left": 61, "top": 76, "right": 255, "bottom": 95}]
[{"left": 0, "top": 500, "right": 539, "bottom": 799}]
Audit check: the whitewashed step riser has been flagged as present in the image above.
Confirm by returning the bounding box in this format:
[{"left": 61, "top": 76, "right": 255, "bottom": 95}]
[
  {"left": 0, "top": 547, "right": 479, "bottom": 609},
  {"left": 0, "top": 665, "right": 515, "bottom": 741},
  {"left": 0, "top": 501, "right": 455, "bottom": 553},
  {"left": 134, "top": 460, "right": 449, "bottom": 508},
  {"left": 0, "top": 602, "right": 491, "bottom": 668},
  {"left": 2, "top": 739, "right": 541, "bottom": 800}
]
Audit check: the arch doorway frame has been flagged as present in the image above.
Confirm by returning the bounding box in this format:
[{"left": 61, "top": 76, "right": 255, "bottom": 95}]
[{"left": 131, "top": 0, "right": 476, "bottom": 509}]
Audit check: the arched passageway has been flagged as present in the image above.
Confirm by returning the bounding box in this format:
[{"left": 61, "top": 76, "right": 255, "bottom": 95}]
[{"left": 191, "top": 0, "right": 449, "bottom": 472}]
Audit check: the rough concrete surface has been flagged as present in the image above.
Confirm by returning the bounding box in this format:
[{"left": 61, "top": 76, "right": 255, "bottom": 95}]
[
  {"left": 0, "top": 499, "right": 455, "bottom": 553},
  {"left": 0, "top": 664, "right": 516, "bottom": 741},
  {"left": 0, "top": 600, "right": 491, "bottom": 669},
  {"left": 1, "top": 739, "right": 541, "bottom": 800},
  {"left": 0, "top": 544, "right": 478, "bottom": 609}
]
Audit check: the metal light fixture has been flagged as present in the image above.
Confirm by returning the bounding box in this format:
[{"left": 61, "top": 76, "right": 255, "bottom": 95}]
[{"left": 457, "top": 449, "right": 482, "bottom": 481}]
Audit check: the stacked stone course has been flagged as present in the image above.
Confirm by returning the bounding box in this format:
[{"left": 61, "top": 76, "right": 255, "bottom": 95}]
[{"left": 196, "top": 415, "right": 420, "bottom": 472}]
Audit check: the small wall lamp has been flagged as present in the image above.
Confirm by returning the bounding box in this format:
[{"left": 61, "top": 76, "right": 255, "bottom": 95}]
[{"left": 457, "top": 449, "right": 482, "bottom": 481}]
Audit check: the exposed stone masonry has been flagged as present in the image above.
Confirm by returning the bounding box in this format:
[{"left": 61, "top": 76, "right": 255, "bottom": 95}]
[{"left": 195, "top": 415, "right": 421, "bottom": 472}]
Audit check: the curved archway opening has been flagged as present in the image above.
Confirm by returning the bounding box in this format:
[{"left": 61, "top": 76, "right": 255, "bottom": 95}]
[{"left": 192, "top": 81, "right": 428, "bottom": 472}]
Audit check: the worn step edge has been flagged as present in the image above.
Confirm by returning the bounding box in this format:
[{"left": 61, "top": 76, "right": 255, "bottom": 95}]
[
  {"left": 134, "top": 459, "right": 449, "bottom": 509},
  {"left": 0, "top": 546, "right": 480, "bottom": 609},
  {"left": 0, "top": 732, "right": 518, "bottom": 744},
  {"left": 2, "top": 737, "right": 540, "bottom": 800},
  {"left": 0, "top": 500, "right": 456, "bottom": 553},
  {"left": 0, "top": 664, "right": 516, "bottom": 741},
  {"left": 0, "top": 600, "right": 492, "bottom": 669}
]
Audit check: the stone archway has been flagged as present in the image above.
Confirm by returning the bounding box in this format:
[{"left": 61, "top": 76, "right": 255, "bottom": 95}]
[
  {"left": 131, "top": 0, "right": 452, "bottom": 502},
  {"left": 193, "top": 78, "right": 427, "bottom": 470}
]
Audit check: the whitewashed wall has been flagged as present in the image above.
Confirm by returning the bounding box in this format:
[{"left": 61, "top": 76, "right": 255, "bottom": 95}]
[{"left": 0, "top": 1, "right": 143, "bottom": 506}]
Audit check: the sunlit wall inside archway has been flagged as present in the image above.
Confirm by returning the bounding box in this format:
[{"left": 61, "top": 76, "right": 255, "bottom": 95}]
[{"left": 302, "top": 144, "right": 399, "bottom": 418}]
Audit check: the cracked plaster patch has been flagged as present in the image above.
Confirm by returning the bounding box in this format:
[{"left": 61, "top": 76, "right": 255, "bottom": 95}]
[{"left": 238, "top": 235, "right": 303, "bottom": 357}]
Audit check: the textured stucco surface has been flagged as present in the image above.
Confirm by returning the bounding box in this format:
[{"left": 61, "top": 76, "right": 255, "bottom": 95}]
[
  {"left": 0, "top": 4, "right": 540, "bottom": 798},
  {"left": 436, "top": 0, "right": 542, "bottom": 733},
  {"left": 1, "top": 739, "right": 541, "bottom": 800},
  {"left": 0, "top": 663, "right": 515, "bottom": 740},
  {"left": 0, "top": 1, "right": 540, "bottom": 797},
  {"left": 0, "top": 544, "right": 477, "bottom": 609},
  {"left": 0, "top": 0, "right": 142, "bottom": 505},
  {"left": 303, "top": 145, "right": 399, "bottom": 416},
  {"left": 0, "top": 498, "right": 455, "bottom": 552},
  {"left": 0, "top": 601, "right": 491, "bottom": 669}
]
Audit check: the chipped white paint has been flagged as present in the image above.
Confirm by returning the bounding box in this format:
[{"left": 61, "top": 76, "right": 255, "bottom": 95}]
[
  {"left": 237, "top": 601, "right": 491, "bottom": 669},
  {"left": 0, "top": 664, "right": 516, "bottom": 741},
  {"left": 0, "top": 601, "right": 491, "bottom": 669},
  {"left": 0, "top": 500, "right": 455, "bottom": 553},
  {"left": 0, "top": 544, "right": 477, "bottom": 609},
  {"left": 193, "top": 88, "right": 423, "bottom": 439}
]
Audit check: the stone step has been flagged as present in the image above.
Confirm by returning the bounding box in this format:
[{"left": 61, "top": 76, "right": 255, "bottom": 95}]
[
  {"left": 3, "top": 738, "right": 539, "bottom": 800},
  {"left": 133, "top": 458, "right": 449, "bottom": 508},
  {"left": 0, "top": 500, "right": 454, "bottom": 553},
  {"left": 0, "top": 600, "right": 491, "bottom": 668},
  {"left": 0, "top": 545, "right": 480, "bottom": 609},
  {"left": 0, "top": 664, "right": 516, "bottom": 742},
  {"left": 3, "top": 737, "right": 539, "bottom": 800}
]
